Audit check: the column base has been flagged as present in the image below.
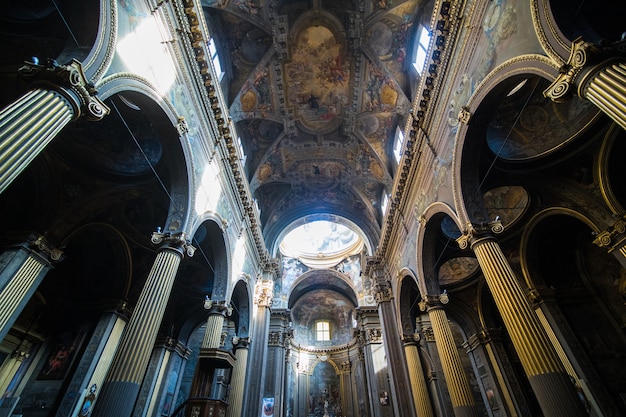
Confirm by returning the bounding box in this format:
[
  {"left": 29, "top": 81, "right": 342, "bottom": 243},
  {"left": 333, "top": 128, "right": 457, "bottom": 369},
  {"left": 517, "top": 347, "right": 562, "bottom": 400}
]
[
  {"left": 91, "top": 380, "right": 140, "bottom": 417},
  {"left": 529, "top": 372, "right": 587, "bottom": 417}
]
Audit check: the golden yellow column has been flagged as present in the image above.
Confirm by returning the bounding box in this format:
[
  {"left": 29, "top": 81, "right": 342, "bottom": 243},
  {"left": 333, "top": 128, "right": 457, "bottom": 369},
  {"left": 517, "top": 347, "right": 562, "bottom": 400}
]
[
  {"left": 0, "top": 235, "right": 62, "bottom": 342},
  {"left": 457, "top": 221, "right": 587, "bottom": 417},
  {"left": 420, "top": 295, "right": 478, "bottom": 417},
  {"left": 225, "top": 337, "right": 249, "bottom": 417},
  {"left": 403, "top": 334, "right": 435, "bottom": 417},
  {"left": 91, "top": 231, "right": 193, "bottom": 417},
  {"left": 544, "top": 38, "right": 626, "bottom": 130},
  {"left": 0, "top": 59, "right": 109, "bottom": 194}
]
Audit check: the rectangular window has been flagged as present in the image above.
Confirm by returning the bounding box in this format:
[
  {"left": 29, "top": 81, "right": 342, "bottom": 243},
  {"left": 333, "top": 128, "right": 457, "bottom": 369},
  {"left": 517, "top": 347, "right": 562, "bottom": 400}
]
[
  {"left": 393, "top": 126, "right": 405, "bottom": 163},
  {"left": 413, "top": 26, "right": 431, "bottom": 75},
  {"left": 208, "top": 37, "right": 224, "bottom": 81},
  {"left": 316, "top": 321, "right": 330, "bottom": 341}
]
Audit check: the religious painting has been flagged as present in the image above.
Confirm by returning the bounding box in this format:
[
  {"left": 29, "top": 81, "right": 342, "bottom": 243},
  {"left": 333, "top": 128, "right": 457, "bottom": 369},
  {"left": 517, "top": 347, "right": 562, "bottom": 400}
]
[
  {"left": 262, "top": 397, "right": 274, "bottom": 417},
  {"left": 37, "top": 326, "right": 87, "bottom": 380}
]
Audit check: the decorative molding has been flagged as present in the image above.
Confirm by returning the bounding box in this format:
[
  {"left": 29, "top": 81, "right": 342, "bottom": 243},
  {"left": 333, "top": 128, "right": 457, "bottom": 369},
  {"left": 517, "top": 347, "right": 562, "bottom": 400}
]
[
  {"left": 456, "top": 219, "right": 504, "bottom": 250},
  {"left": 151, "top": 229, "right": 196, "bottom": 257},
  {"left": 18, "top": 59, "right": 110, "bottom": 121},
  {"left": 254, "top": 280, "right": 274, "bottom": 307},
  {"left": 28, "top": 234, "right": 64, "bottom": 263},
  {"left": 592, "top": 214, "right": 626, "bottom": 253}
]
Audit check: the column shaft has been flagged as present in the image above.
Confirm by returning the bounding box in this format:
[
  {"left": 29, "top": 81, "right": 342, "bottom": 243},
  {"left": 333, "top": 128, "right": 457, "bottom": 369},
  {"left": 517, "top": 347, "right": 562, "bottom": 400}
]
[
  {"left": 581, "top": 62, "right": 626, "bottom": 130},
  {"left": 91, "top": 247, "right": 183, "bottom": 417},
  {"left": 226, "top": 345, "right": 248, "bottom": 417},
  {"left": 242, "top": 279, "right": 273, "bottom": 417},
  {"left": 404, "top": 343, "right": 434, "bottom": 417},
  {"left": 0, "top": 59, "right": 109, "bottom": 194},
  {"left": 202, "top": 314, "right": 226, "bottom": 349},
  {"left": 472, "top": 239, "right": 587, "bottom": 417},
  {"left": 0, "top": 89, "right": 74, "bottom": 193},
  {"left": 0, "top": 257, "right": 46, "bottom": 336},
  {"left": 377, "top": 300, "right": 417, "bottom": 417},
  {"left": 428, "top": 307, "right": 478, "bottom": 417}
]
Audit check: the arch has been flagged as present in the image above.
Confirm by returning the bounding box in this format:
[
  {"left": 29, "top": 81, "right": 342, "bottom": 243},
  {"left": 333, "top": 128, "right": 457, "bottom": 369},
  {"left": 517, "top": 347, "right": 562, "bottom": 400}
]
[
  {"left": 397, "top": 271, "right": 423, "bottom": 336},
  {"left": 415, "top": 202, "right": 464, "bottom": 295},
  {"left": 288, "top": 269, "right": 359, "bottom": 309},
  {"left": 532, "top": 0, "right": 626, "bottom": 64},
  {"left": 452, "top": 55, "right": 581, "bottom": 226},
  {"left": 519, "top": 207, "right": 601, "bottom": 289},
  {"left": 96, "top": 76, "right": 196, "bottom": 235}
]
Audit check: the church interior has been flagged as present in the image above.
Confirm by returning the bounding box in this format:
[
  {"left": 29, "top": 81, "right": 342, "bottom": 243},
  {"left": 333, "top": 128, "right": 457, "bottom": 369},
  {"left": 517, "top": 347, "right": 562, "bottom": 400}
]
[{"left": 0, "top": 0, "right": 625, "bottom": 417}]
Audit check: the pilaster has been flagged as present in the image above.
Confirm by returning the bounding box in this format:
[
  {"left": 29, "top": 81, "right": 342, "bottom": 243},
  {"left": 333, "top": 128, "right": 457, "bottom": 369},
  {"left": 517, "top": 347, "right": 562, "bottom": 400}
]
[
  {"left": 370, "top": 266, "right": 417, "bottom": 417},
  {"left": 242, "top": 277, "right": 273, "bottom": 417}
]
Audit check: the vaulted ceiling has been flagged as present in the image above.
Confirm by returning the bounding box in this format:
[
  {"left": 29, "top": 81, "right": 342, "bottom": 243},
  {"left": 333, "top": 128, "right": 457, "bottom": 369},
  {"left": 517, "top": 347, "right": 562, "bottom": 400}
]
[{"left": 202, "top": 0, "right": 434, "bottom": 249}]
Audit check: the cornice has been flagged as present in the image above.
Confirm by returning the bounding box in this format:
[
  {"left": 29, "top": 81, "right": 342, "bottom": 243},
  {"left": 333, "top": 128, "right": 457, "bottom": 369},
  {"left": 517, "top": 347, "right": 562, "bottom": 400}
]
[
  {"left": 376, "top": 0, "right": 458, "bottom": 261},
  {"left": 180, "top": 0, "right": 270, "bottom": 266}
]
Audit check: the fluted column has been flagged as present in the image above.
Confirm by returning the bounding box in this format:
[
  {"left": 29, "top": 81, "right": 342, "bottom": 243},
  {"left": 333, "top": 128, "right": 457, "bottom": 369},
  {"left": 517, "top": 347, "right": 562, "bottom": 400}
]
[
  {"left": 0, "top": 234, "right": 63, "bottom": 342},
  {"left": 0, "top": 59, "right": 109, "bottom": 194},
  {"left": 544, "top": 38, "right": 626, "bottom": 130},
  {"left": 457, "top": 221, "right": 587, "bottom": 417},
  {"left": 91, "top": 231, "right": 194, "bottom": 417},
  {"left": 403, "top": 334, "right": 434, "bottom": 417},
  {"left": 242, "top": 277, "right": 274, "bottom": 416},
  {"left": 226, "top": 337, "right": 249, "bottom": 417},
  {"left": 201, "top": 299, "right": 232, "bottom": 349},
  {"left": 0, "top": 349, "right": 29, "bottom": 396},
  {"left": 371, "top": 271, "right": 417, "bottom": 417},
  {"left": 421, "top": 295, "right": 478, "bottom": 417}
]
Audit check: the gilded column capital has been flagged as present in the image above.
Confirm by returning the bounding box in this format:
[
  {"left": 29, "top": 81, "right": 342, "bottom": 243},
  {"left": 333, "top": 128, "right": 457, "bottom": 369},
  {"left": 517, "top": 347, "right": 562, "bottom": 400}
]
[
  {"left": 456, "top": 219, "right": 504, "bottom": 250},
  {"left": 402, "top": 332, "right": 421, "bottom": 346},
  {"left": 544, "top": 38, "right": 598, "bottom": 102},
  {"left": 28, "top": 233, "right": 64, "bottom": 263},
  {"left": 203, "top": 297, "right": 233, "bottom": 316},
  {"left": 365, "top": 327, "right": 382, "bottom": 343},
  {"left": 593, "top": 214, "right": 626, "bottom": 252},
  {"left": 18, "top": 58, "right": 109, "bottom": 121},
  {"left": 254, "top": 280, "right": 274, "bottom": 307},
  {"left": 418, "top": 292, "right": 449, "bottom": 312},
  {"left": 374, "top": 279, "right": 393, "bottom": 304},
  {"left": 151, "top": 229, "right": 196, "bottom": 257},
  {"left": 544, "top": 37, "right": 626, "bottom": 102}
]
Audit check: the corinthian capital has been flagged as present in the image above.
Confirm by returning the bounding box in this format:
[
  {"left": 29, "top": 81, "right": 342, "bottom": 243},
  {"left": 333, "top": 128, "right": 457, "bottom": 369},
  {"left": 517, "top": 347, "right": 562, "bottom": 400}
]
[{"left": 254, "top": 280, "right": 274, "bottom": 307}]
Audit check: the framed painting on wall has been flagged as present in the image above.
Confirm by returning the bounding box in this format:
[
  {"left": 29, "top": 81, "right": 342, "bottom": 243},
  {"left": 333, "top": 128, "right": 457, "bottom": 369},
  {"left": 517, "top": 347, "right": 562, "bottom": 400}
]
[{"left": 37, "top": 326, "right": 87, "bottom": 380}]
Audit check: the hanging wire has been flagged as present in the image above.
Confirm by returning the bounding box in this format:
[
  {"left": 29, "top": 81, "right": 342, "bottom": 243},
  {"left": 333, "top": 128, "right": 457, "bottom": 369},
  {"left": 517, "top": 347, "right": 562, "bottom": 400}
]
[
  {"left": 52, "top": 0, "right": 80, "bottom": 47},
  {"left": 111, "top": 100, "right": 216, "bottom": 275},
  {"left": 475, "top": 79, "right": 539, "bottom": 197}
]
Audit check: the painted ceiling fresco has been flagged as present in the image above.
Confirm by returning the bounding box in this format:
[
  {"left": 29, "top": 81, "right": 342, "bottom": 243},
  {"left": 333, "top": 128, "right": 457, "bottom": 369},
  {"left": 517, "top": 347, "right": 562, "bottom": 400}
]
[{"left": 202, "top": 0, "right": 429, "bottom": 243}]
